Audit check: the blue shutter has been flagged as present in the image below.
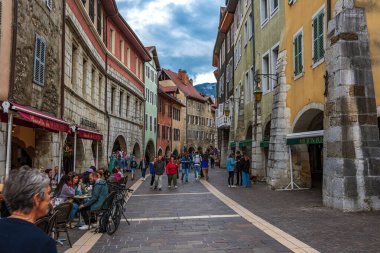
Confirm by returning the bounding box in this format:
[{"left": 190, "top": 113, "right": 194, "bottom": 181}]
[{"left": 33, "top": 34, "right": 46, "bottom": 85}]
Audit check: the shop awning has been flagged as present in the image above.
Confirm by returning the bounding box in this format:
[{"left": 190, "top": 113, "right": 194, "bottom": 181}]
[
  {"left": 229, "top": 142, "right": 236, "bottom": 148},
  {"left": 239, "top": 139, "right": 252, "bottom": 148},
  {"left": 77, "top": 127, "right": 103, "bottom": 141},
  {"left": 286, "top": 130, "right": 324, "bottom": 145},
  {"left": 10, "top": 102, "right": 71, "bottom": 133}
]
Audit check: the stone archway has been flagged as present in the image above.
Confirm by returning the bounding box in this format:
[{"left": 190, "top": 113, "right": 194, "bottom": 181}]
[
  {"left": 145, "top": 140, "right": 155, "bottom": 162},
  {"left": 291, "top": 106, "right": 324, "bottom": 188},
  {"left": 63, "top": 135, "right": 85, "bottom": 173},
  {"left": 165, "top": 146, "right": 171, "bottom": 158},
  {"left": 112, "top": 135, "right": 127, "bottom": 153},
  {"left": 132, "top": 143, "right": 141, "bottom": 161}
]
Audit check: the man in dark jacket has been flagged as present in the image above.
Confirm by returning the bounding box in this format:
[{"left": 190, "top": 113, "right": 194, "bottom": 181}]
[
  {"left": 153, "top": 156, "right": 165, "bottom": 191},
  {"left": 79, "top": 172, "right": 109, "bottom": 230},
  {"left": 235, "top": 151, "right": 243, "bottom": 186}
]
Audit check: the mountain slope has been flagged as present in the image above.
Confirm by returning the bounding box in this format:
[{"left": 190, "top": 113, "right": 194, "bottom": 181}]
[{"left": 194, "top": 82, "right": 216, "bottom": 99}]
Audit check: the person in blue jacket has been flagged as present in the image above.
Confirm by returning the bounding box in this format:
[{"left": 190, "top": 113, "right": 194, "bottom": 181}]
[
  {"left": 149, "top": 157, "right": 156, "bottom": 188},
  {"left": 180, "top": 153, "right": 192, "bottom": 183},
  {"left": 227, "top": 153, "right": 236, "bottom": 188}
]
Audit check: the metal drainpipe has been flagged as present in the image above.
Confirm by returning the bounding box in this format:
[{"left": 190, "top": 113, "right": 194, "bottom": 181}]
[
  {"left": 60, "top": 0, "right": 66, "bottom": 119},
  {"left": 185, "top": 97, "right": 188, "bottom": 153},
  {"left": 105, "top": 15, "right": 111, "bottom": 161},
  {"left": 327, "top": 0, "right": 331, "bottom": 21},
  {"left": 8, "top": 0, "right": 18, "bottom": 101}
]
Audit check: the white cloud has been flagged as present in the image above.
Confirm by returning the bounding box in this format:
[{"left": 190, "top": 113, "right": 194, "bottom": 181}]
[{"left": 194, "top": 71, "right": 216, "bottom": 85}]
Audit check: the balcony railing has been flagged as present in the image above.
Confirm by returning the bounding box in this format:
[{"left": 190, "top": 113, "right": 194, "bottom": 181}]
[{"left": 216, "top": 115, "right": 231, "bottom": 128}]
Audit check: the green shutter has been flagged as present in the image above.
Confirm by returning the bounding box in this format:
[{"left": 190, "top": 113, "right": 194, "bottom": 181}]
[
  {"left": 294, "top": 33, "right": 303, "bottom": 76},
  {"left": 313, "top": 11, "right": 324, "bottom": 63}
]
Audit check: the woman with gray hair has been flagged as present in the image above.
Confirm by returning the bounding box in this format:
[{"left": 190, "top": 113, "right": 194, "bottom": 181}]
[{"left": 0, "top": 166, "right": 57, "bottom": 253}]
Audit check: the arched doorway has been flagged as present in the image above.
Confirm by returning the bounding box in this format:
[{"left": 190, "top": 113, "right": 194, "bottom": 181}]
[
  {"left": 292, "top": 108, "right": 324, "bottom": 188},
  {"left": 112, "top": 135, "right": 127, "bottom": 153},
  {"left": 157, "top": 148, "right": 163, "bottom": 156},
  {"left": 132, "top": 143, "right": 141, "bottom": 161},
  {"left": 63, "top": 135, "right": 85, "bottom": 174},
  {"left": 172, "top": 149, "right": 179, "bottom": 158},
  {"left": 145, "top": 140, "right": 155, "bottom": 162},
  {"left": 91, "top": 141, "right": 103, "bottom": 168},
  {"left": 165, "top": 146, "right": 171, "bottom": 158}
]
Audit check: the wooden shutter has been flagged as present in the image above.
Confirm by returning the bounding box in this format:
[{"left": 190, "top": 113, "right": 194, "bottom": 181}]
[
  {"left": 298, "top": 33, "right": 303, "bottom": 74},
  {"left": 33, "top": 34, "right": 46, "bottom": 85},
  {"left": 318, "top": 12, "right": 324, "bottom": 59}
]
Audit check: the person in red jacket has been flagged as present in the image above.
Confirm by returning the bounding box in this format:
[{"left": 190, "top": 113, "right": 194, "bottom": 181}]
[{"left": 166, "top": 156, "right": 178, "bottom": 189}]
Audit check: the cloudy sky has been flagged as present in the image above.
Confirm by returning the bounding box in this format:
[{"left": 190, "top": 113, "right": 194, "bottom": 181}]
[{"left": 116, "top": 0, "right": 224, "bottom": 85}]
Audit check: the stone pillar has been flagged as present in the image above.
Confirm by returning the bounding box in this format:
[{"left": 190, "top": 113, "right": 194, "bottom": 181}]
[
  {"left": 267, "top": 51, "right": 291, "bottom": 189},
  {"left": 324, "top": 0, "right": 380, "bottom": 211},
  {"left": 220, "top": 129, "right": 229, "bottom": 169},
  {"left": 252, "top": 103, "right": 264, "bottom": 177},
  {"left": 35, "top": 130, "right": 60, "bottom": 170}
]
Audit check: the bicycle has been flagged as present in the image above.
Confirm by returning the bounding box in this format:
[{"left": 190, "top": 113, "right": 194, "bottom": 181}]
[{"left": 103, "top": 182, "right": 133, "bottom": 235}]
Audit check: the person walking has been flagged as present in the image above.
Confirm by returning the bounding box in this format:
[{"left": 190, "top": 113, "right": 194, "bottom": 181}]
[
  {"left": 129, "top": 156, "right": 138, "bottom": 181},
  {"left": 153, "top": 156, "right": 165, "bottom": 191},
  {"left": 193, "top": 151, "right": 202, "bottom": 180},
  {"left": 139, "top": 157, "right": 147, "bottom": 181},
  {"left": 166, "top": 156, "right": 178, "bottom": 189},
  {"left": 180, "top": 153, "right": 192, "bottom": 183},
  {"left": 201, "top": 151, "right": 210, "bottom": 181},
  {"left": 227, "top": 154, "right": 235, "bottom": 188},
  {"left": 149, "top": 157, "right": 156, "bottom": 188},
  {"left": 235, "top": 151, "right": 243, "bottom": 186},
  {"left": 242, "top": 154, "right": 251, "bottom": 188},
  {"left": 0, "top": 166, "right": 58, "bottom": 253}
]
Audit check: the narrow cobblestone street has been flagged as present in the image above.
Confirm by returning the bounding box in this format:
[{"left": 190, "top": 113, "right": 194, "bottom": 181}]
[{"left": 60, "top": 168, "right": 380, "bottom": 253}]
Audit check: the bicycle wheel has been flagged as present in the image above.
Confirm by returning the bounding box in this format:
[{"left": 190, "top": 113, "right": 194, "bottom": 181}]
[{"left": 106, "top": 205, "right": 119, "bottom": 235}]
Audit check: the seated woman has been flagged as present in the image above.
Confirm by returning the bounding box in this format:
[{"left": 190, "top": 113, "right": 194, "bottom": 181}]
[
  {"left": 55, "top": 175, "right": 74, "bottom": 200},
  {"left": 111, "top": 168, "right": 121, "bottom": 183},
  {"left": 70, "top": 174, "right": 82, "bottom": 220}
]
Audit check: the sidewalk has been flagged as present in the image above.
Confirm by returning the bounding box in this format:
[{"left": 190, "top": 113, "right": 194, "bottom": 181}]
[{"left": 208, "top": 167, "right": 380, "bottom": 253}]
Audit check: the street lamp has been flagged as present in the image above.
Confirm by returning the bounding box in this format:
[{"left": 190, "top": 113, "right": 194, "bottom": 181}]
[{"left": 224, "top": 101, "right": 230, "bottom": 117}]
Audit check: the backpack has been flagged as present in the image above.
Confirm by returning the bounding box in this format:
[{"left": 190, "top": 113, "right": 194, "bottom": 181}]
[{"left": 194, "top": 155, "right": 201, "bottom": 164}]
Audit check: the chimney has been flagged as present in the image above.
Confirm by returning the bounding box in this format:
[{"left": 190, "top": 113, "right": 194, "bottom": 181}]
[
  {"left": 189, "top": 79, "right": 193, "bottom": 86},
  {"left": 178, "top": 69, "right": 182, "bottom": 80},
  {"left": 182, "top": 70, "right": 189, "bottom": 84}
]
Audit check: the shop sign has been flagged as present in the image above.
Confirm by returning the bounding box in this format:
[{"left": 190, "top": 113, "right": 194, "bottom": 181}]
[
  {"left": 80, "top": 118, "right": 97, "bottom": 129},
  {"left": 287, "top": 136, "right": 323, "bottom": 145}
]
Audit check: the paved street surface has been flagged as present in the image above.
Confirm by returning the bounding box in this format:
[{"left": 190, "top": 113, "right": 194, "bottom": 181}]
[{"left": 59, "top": 168, "right": 380, "bottom": 253}]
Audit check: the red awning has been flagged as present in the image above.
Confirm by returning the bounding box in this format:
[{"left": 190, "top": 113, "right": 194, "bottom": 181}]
[
  {"left": 10, "top": 102, "right": 71, "bottom": 133},
  {"left": 77, "top": 127, "right": 103, "bottom": 141}
]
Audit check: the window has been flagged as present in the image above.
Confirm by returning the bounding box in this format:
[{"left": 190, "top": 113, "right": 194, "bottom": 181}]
[
  {"left": 82, "top": 57, "right": 87, "bottom": 97},
  {"left": 260, "top": 0, "right": 269, "bottom": 25},
  {"left": 312, "top": 8, "right": 325, "bottom": 65},
  {"left": 150, "top": 116, "right": 152, "bottom": 131},
  {"left": 127, "top": 48, "right": 130, "bottom": 68},
  {"left": 249, "top": 13, "right": 253, "bottom": 39},
  {"left": 126, "top": 95, "right": 130, "bottom": 117},
  {"left": 91, "top": 68, "right": 96, "bottom": 102},
  {"left": 293, "top": 30, "right": 303, "bottom": 77},
  {"left": 110, "top": 29, "right": 115, "bottom": 54},
  {"left": 157, "top": 124, "right": 160, "bottom": 138},
  {"left": 226, "top": 30, "right": 230, "bottom": 53},
  {"left": 270, "top": 0, "right": 279, "bottom": 16},
  {"left": 120, "top": 40, "right": 124, "bottom": 63},
  {"left": 271, "top": 44, "right": 279, "bottom": 89},
  {"left": 110, "top": 87, "right": 115, "bottom": 113},
  {"left": 145, "top": 114, "right": 148, "bottom": 130},
  {"left": 244, "top": 71, "right": 250, "bottom": 102},
  {"left": 244, "top": 21, "right": 248, "bottom": 47},
  {"left": 98, "top": 75, "right": 103, "bottom": 106},
  {"left": 46, "top": 0, "right": 53, "bottom": 10},
  {"left": 89, "top": 0, "right": 95, "bottom": 22},
  {"left": 262, "top": 53, "right": 270, "bottom": 92},
  {"left": 135, "top": 58, "right": 139, "bottom": 77},
  {"left": 154, "top": 118, "right": 157, "bottom": 133},
  {"left": 119, "top": 91, "right": 124, "bottom": 116},
  {"left": 96, "top": 0, "right": 102, "bottom": 35},
  {"left": 219, "top": 74, "right": 224, "bottom": 97},
  {"left": 33, "top": 34, "right": 46, "bottom": 86}
]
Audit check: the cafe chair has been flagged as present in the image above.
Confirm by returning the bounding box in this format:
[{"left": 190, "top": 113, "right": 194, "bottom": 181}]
[
  {"left": 35, "top": 216, "right": 50, "bottom": 234},
  {"left": 54, "top": 202, "right": 73, "bottom": 247}
]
